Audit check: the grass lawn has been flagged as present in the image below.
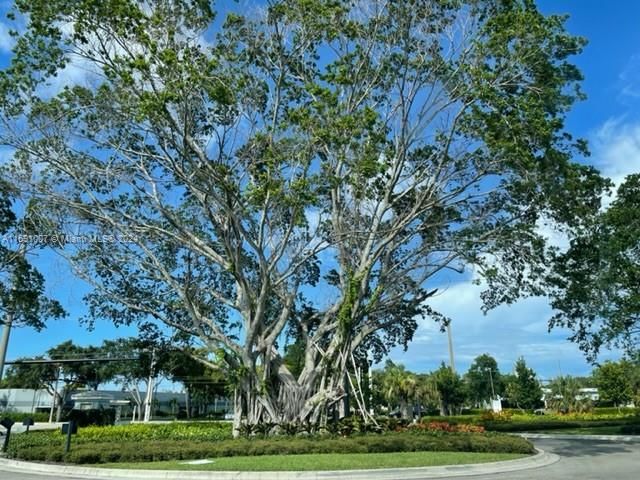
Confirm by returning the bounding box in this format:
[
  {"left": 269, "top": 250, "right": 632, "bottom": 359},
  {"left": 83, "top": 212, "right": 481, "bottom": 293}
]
[{"left": 97, "top": 451, "right": 527, "bottom": 471}]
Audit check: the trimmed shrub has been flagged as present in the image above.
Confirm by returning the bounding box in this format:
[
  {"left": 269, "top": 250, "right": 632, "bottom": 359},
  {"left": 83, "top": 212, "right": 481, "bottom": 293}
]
[
  {"left": 406, "top": 421, "right": 485, "bottom": 433},
  {"left": 0, "top": 411, "right": 50, "bottom": 423},
  {"left": 6, "top": 430, "right": 535, "bottom": 464},
  {"left": 484, "top": 417, "right": 640, "bottom": 432},
  {"left": 620, "top": 424, "right": 640, "bottom": 435},
  {"left": 593, "top": 407, "right": 640, "bottom": 416},
  {"left": 76, "top": 421, "right": 232, "bottom": 442}
]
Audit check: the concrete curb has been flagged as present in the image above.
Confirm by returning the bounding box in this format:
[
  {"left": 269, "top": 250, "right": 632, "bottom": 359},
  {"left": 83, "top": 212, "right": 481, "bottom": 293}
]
[
  {"left": 519, "top": 433, "right": 640, "bottom": 442},
  {"left": 0, "top": 449, "right": 558, "bottom": 480}
]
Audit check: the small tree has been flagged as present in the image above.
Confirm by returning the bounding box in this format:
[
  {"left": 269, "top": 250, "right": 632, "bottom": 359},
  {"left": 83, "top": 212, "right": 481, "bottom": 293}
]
[
  {"left": 3, "top": 340, "right": 116, "bottom": 421},
  {"left": 380, "top": 360, "right": 417, "bottom": 420},
  {"left": 546, "top": 375, "right": 591, "bottom": 413},
  {"left": 101, "top": 334, "right": 166, "bottom": 422},
  {"left": 594, "top": 360, "right": 634, "bottom": 408},
  {"left": 506, "top": 358, "right": 542, "bottom": 411},
  {"left": 164, "top": 347, "right": 227, "bottom": 418},
  {"left": 414, "top": 373, "right": 440, "bottom": 418},
  {"left": 465, "top": 354, "right": 502, "bottom": 407},
  {"left": 433, "top": 363, "right": 466, "bottom": 416}
]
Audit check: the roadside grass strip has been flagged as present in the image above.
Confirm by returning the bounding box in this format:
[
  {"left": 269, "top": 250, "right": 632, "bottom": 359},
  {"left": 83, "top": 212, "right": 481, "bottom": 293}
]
[{"left": 96, "top": 451, "right": 527, "bottom": 471}]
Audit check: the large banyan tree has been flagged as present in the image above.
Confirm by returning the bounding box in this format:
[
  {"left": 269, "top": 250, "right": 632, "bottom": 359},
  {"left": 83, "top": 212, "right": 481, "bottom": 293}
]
[{"left": 0, "top": 0, "right": 606, "bottom": 431}]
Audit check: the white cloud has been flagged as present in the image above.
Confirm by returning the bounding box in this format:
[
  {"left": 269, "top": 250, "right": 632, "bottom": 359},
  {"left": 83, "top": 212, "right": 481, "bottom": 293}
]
[
  {"left": 592, "top": 117, "right": 640, "bottom": 192},
  {"left": 386, "top": 278, "right": 615, "bottom": 379},
  {"left": 618, "top": 54, "right": 640, "bottom": 101}
]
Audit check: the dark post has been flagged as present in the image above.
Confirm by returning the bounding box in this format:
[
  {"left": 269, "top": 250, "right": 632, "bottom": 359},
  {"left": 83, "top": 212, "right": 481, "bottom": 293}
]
[
  {"left": 22, "top": 417, "right": 35, "bottom": 434},
  {"left": 62, "top": 420, "right": 77, "bottom": 453},
  {"left": 1, "top": 418, "right": 15, "bottom": 452}
]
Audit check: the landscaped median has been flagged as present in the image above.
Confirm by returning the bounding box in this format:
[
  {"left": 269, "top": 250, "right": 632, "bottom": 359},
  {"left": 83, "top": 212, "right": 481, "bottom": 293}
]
[
  {"left": 413, "top": 408, "right": 640, "bottom": 435},
  {"left": 5, "top": 421, "right": 535, "bottom": 467}
]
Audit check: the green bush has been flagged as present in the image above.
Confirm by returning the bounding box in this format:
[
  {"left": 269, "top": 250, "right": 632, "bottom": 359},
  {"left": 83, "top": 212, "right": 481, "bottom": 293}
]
[
  {"left": 411, "top": 410, "right": 640, "bottom": 432},
  {"left": 418, "top": 414, "right": 485, "bottom": 425},
  {"left": 463, "top": 409, "right": 485, "bottom": 415},
  {"left": 0, "top": 411, "right": 50, "bottom": 423},
  {"left": 6, "top": 429, "right": 534, "bottom": 464},
  {"left": 484, "top": 417, "right": 640, "bottom": 432},
  {"left": 76, "top": 421, "right": 232, "bottom": 442},
  {"left": 593, "top": 407, "right": 640, "bottom": 416},
  {"left": 620, "top": 424, "right": 640, "bottom": 434}
]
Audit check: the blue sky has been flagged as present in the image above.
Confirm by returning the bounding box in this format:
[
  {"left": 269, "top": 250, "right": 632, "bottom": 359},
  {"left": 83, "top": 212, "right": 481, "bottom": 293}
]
[{"left": 3, "top": 1, "right": 640, "bottom": 385}]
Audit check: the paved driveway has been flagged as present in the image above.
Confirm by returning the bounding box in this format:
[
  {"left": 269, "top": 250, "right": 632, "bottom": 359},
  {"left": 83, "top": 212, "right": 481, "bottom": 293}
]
[
  {"left": 1, "top": 437, "right": 639, "bottom": 480},
  {"left": 453, "top": 437, "right": 640, "bottom": 480}
]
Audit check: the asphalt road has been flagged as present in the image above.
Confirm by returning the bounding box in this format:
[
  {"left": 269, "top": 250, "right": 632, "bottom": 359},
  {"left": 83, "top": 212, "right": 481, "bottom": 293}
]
[
  {"left": 459, "top": 437, "right": 640, "bottom": 480},
  {"left": 0, "top": 437, "right": 639, "bottom": 480}
]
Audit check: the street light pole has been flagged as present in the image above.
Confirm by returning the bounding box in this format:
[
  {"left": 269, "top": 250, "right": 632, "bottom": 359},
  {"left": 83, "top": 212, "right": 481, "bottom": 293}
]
[
  {"left": 487, "top": 368, "right": 496, "bottom": 400},
  {"left": 0, "top": 311, "right": 14, "bottom": 382},
  {"left": 446, "top": 322, "right": 455, "bottom": 373}
]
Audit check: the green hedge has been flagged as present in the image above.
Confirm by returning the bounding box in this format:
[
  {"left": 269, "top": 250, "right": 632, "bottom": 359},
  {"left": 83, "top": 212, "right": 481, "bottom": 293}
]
[
  {"left": 593, "top": 407, "right": 640, "bottom": 416},
  {"left": 418, "top": 415, "right": 481, "bottom": 425},
  {"left": 484, "top": 418, "right": 640, "bottom": 432},
  {"left": 413, "top": 412, "right": 640, "bottom": 432},
  {"left": 0, "top": 411, "right": 50, "bottom": 423},
  {"left": 620, "top": 424, "right": 640, "bottom": 434},
  {"left": 67, "top": 422, "right": 233, "bottom": 443},
  {"left": 7, "top": 431, "right": 534, "bottom": 464}
]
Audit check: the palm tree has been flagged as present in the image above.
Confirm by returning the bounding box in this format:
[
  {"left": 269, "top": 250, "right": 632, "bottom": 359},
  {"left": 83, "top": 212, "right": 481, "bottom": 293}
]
[
  {"left": 546, "top": 376, "right": 592, "bottom": 413},
  {"left": 381, "top": 361, "right": 417, "bottom": 420},
  {"left": 414, "top": 374, "right": 440, "bottom": 419}
]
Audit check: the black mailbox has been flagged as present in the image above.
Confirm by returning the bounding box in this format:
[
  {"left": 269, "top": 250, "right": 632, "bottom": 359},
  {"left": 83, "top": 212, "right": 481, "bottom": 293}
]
[
  {"left": 22, "top": 417, "right": 35, "bottom": 434},
  {"left": 1, "top": 418, "right": 15, "bottom": 452},
  {"left": 0, "top": 418, "right": 14, "bottom": 430},
  {"left": 61, "top": 422, "right": 78, "bottom": 435}
]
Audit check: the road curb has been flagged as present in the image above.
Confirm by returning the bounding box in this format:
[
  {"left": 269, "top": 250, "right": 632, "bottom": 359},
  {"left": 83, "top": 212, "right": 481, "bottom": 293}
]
[
  {"left": 0, "top": 449, "right": 558, "bottom": 479},
  {"left": 519, "top": 433, "right": 640, "bottom": 442}
]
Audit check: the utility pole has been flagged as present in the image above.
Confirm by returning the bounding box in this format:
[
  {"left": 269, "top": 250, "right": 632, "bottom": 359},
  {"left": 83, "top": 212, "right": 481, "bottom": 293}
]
[
  {"left": 0, "top": 242, "right": 26, "bottom": 382},
  {"left": 446, "top": 322, "right": 456, "bottom": 373},
  {"left": 0, "top": 311, "right": 14, "bottom": 382},
  {"left": 487, "top": 368, "right": 496, "bottom": 399}
]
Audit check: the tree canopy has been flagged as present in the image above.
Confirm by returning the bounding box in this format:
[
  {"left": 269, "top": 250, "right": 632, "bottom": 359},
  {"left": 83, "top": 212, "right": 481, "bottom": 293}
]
[
  {"left": 593, "top": 360, "right": 637, "bottom": 407},
  {"left": 0, "top": 180, "right": 65, "bottom": 330},
  {"left": 433, "top": 362, "right": 466, "bottom": 416},
  {"left": 0, "top": 0, "right": 606, "bottom": 430},
  {"left": 549, "top": 175, "right": 640, "bottom": 361},
  {"left": 505, "top": 357, "right": 542, "bottom": 410},
  {"left": 464, "top": 353, "right": 502, "bottom": 406}
]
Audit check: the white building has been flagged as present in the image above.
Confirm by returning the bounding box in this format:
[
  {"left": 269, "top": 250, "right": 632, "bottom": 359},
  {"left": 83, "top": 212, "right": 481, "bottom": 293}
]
[{"left": 0, "top": 388, "right": 53, "bottom": 413}]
